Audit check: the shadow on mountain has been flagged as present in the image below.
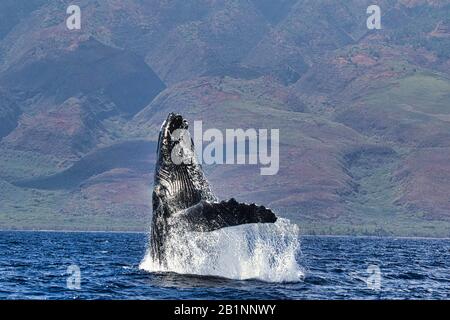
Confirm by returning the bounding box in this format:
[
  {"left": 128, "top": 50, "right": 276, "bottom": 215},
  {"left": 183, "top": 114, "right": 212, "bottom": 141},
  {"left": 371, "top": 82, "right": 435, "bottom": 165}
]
[
  {"left": 1, "top": 38, "right": 166, "bottom": 117},
  {"left": 14, "top": 140, "right": 156, "bottom": 190}
]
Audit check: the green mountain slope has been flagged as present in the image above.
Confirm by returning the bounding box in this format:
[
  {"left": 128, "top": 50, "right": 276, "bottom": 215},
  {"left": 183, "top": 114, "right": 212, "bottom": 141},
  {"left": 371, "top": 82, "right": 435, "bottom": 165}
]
[{"left": 0, "top": 0, "right": 449, "bottom": 236}]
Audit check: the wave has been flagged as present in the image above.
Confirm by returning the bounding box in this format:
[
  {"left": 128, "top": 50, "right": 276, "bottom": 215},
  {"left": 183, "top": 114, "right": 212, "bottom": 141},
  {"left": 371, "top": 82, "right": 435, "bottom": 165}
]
[{"left": 139, "top": 218, "right": 304, "bottom": 283}]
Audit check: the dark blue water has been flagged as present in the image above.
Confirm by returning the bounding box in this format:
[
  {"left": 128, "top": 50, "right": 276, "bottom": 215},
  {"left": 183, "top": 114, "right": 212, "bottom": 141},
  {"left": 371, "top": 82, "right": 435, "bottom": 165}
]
[{"left": 0, "top": 231, "right": 448, "bottom": 299}]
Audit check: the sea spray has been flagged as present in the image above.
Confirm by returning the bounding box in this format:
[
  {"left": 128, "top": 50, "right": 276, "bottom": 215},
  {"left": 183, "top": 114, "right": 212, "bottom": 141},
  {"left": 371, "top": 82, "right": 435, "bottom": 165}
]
[{"left": 140, "top": 218, "right": 304, "bottom": 282}]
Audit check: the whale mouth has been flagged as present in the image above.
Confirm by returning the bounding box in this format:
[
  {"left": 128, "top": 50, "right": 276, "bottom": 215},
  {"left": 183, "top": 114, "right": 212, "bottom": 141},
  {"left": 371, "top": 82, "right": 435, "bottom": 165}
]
[{"left": 165, "top": 113, "right": 189, "bottom": 136}]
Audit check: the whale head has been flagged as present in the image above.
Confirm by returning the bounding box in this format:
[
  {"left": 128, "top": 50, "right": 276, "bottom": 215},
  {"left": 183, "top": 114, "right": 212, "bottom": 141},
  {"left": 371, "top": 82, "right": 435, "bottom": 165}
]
[{"left": 153, "top": 113, "right": 216, "bottom": 216}]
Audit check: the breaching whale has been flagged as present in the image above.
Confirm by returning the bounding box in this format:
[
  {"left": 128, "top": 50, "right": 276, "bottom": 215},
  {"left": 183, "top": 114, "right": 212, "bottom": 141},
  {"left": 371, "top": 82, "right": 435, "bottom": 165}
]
[{"left": 150, "top": 113, "right": 277, "bottom": 265}]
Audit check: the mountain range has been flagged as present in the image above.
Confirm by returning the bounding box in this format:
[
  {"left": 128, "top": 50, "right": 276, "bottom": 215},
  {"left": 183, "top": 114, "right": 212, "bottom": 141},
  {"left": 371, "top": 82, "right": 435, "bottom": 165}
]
[{"left": 0, "top": 0, "right": 449, "bottom": 236}]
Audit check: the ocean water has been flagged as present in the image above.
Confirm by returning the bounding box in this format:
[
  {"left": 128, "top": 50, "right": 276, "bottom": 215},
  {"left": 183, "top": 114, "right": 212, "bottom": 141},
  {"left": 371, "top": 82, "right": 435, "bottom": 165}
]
[{"left": 0, "top": 229, "right": 448, "bottom": 300}]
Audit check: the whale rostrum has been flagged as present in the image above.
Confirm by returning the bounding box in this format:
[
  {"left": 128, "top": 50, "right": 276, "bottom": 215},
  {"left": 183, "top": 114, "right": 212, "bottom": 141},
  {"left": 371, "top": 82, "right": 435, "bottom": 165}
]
[{"left": 150, "top": 113, "right": 277, "bottom": 265}]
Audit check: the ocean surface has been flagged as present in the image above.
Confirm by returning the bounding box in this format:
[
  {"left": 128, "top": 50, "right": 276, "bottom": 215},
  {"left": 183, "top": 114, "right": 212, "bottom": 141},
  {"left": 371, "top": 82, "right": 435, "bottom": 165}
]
[{"left": 0, "top": 230, "right": 448, "bottom": 300}]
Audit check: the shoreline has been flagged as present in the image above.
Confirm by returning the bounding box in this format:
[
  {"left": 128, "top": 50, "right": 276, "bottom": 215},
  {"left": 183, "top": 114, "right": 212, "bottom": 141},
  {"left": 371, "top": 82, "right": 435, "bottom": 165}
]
[
  {"left": 0, "top": 228, "right": 448, "bottom": 240},
  {"left": 0, "top": 229, "right": 147, "bottom": 234}
]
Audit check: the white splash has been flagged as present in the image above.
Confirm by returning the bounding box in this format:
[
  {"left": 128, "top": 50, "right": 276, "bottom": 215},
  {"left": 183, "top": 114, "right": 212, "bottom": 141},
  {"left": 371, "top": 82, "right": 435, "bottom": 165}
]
[{"left": 139, "top": 218, "right": 304, "bottom": 283}]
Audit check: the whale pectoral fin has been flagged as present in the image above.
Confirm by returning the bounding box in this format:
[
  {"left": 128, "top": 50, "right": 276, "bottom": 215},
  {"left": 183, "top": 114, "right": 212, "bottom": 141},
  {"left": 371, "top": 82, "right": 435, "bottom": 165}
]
[{"left": 177, "top": 198, "right": 277, "bottom": 232}]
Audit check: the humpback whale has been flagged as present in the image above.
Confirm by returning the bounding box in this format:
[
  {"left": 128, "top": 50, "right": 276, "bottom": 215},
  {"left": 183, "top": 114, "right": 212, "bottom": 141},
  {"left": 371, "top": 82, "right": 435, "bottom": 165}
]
[{"left": 150, "top": 113, "right": 277, "bottom": 265}]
